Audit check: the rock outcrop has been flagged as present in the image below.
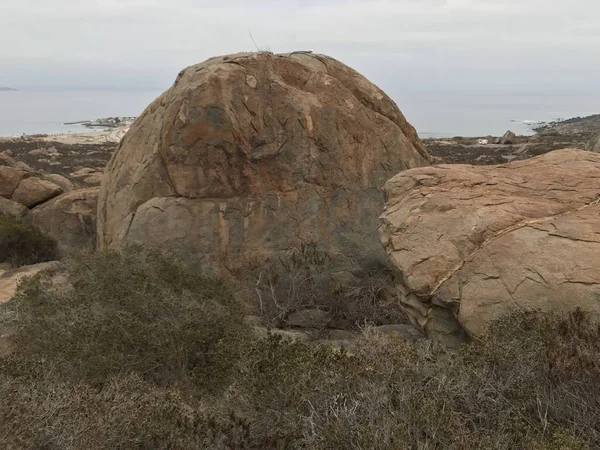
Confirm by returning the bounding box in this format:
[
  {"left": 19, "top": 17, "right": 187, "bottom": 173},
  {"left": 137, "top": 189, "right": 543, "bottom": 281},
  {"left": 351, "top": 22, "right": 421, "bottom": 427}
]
[
  {"left": 0, "top": 164, "right": 98, "bottom": 253},
  {"left": 380, "top": 149, "right": 600, "bottom": 345},
  {"left": 30, "top": 188, "right": 99, "bottom": 253},
  {"left": 98, "top": 52, "right": 430, "bottom": 281},
  {"left": 500, "top": 130, "right": 517, "bottom": 145},
  {"left": 0, "top": 166, "right": 64, "bottom": 208}
]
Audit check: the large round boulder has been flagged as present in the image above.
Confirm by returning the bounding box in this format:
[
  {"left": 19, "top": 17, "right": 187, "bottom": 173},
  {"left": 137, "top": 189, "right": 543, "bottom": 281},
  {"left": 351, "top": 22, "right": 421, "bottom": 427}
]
[
  {"left": 380, "top": 149, "right": 600, "bottom": 345},
  {"left": 98, "top": 52, "right": 430, "bottom": 280}
]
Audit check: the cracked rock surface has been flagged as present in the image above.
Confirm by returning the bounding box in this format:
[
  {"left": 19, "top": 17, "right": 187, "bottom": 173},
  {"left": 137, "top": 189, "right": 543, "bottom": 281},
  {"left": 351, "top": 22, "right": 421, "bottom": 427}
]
[
  {"left": 98, "top": 52, "right": 430, "bottom": 280},
  {"left": 380, "top": 149, "right": 600, "bottom": 344}
]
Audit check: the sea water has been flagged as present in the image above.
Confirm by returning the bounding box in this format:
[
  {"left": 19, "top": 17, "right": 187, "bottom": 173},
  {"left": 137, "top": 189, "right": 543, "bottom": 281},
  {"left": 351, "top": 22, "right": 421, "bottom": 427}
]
[{"left": 0, "top": 88, "right": 598, "bottom": 138}]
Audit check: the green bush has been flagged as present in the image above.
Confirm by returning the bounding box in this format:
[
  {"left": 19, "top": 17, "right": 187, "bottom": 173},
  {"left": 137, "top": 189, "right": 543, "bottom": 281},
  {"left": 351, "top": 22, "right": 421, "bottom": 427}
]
[
  {"left": 0, "top": 215, "right": 58, "bottom": 266},
  {"left": 1, "top": 245, "right": 251, "bottom": 391}
]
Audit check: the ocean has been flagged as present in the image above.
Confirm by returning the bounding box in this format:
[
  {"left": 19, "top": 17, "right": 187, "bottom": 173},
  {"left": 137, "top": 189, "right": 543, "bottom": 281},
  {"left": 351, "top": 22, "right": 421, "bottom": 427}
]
[
  {"left": 0, "top": 89, "right": 598, "bottom": 138},
  {"left": 0, "top": 90, "right": 163, "bottom": 137}
]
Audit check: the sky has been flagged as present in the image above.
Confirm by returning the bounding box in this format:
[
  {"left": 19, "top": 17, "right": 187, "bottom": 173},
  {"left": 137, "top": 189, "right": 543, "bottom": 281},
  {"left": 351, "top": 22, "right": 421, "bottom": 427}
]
[{"left": 1, "top": 0, "right": 599, "bottom": 95}]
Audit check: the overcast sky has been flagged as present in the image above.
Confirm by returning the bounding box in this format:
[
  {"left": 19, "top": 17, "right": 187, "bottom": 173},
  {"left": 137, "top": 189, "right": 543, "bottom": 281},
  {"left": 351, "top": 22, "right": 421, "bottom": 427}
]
[{"left": 1, "top": 0, "right": 599, "bottom": 94}]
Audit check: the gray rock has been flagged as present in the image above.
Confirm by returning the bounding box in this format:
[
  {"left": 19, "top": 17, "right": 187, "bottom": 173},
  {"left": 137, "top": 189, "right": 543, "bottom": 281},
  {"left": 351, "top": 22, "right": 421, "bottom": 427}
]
[
  {"left": 500, "top": 130, "right": 517, "bottom": 145},
  {"left": 286, "top": 309, "right": 330, "bottom": 329}
]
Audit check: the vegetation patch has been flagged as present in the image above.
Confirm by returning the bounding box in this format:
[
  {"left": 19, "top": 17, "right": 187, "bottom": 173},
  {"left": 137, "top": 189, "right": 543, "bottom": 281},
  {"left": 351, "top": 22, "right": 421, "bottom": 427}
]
[
  {"left": 0, "top": 215, "right": 58, "bottom": 267},
  {"left": 1, "top": 245, "right": 251, "bottom": 390},
  {"left": 1, "top": 245, "right": 599, "bottom": 449}
]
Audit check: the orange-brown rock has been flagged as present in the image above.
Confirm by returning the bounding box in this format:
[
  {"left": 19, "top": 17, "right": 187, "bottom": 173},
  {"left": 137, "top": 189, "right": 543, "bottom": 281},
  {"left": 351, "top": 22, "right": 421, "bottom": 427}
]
[
  {"left": 11, "top": 177, "right": 63, "bottom": 208},
  {"left": 0, "top": 165, "right": 64, "bottom": 209},
  {"left": 98, "top": 52, "right": 429, "bottom": 280},
  {"left": 380, "top": 149, "right": 600, "bottom": 345}
]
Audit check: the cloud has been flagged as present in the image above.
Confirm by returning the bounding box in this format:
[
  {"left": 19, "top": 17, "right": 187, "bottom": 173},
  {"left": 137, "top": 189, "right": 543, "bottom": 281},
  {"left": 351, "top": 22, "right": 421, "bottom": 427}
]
[{"left": 1, "top": 0, "right": 599, "bottom": 92}]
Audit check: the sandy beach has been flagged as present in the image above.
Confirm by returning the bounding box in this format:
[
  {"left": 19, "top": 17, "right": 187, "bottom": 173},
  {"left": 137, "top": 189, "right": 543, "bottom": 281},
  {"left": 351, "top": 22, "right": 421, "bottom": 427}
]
[{"left": 39, "top": 126, "right": 130, "bottom": 145}]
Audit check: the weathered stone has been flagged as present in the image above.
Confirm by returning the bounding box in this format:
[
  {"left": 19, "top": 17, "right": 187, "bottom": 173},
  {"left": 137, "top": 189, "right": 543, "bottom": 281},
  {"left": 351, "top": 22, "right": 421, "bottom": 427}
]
[
  {"left": 500, "top": 130, "right": 517, "bottom": 145},
  {"left": 0, "top": 166, "right": 28, "bottom": 198},
  {"left": 11, "top": 177, "right": 63, "bottom": 208},
  {"left": 0, "top": 197, "right": 29, "bottom": 220},
  {"left": 326, "top": 329, "right": 357, "bottom": 340},
  {"left": 82, "top": 172, "right": 104, "bottom": 186},
  {"left": 380, "top": 149, "right": 600, "bottom": 341},
  {"left": 71, "top": 168, "right": 98, "bottom": 178},
  {"left": 30, "top": 188, "right": 98, "bottom": 253},
  {"left": 44, "top": 174, "right": 75, "bottom": 192},
  {"left": 0, "top": 151, "right": 32, "bottom": 170},
  {"left": 286, "top": 309, "right": 331, "bottom": 329},
  {"left": 98, "top": 52, "right": 430, "bottom": 282}
]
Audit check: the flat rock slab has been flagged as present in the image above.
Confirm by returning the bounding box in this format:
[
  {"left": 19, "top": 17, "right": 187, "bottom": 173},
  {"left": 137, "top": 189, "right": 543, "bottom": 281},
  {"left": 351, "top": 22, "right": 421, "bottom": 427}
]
[{"left": 380, "top": 149, "right": 600, "bottom": 341}]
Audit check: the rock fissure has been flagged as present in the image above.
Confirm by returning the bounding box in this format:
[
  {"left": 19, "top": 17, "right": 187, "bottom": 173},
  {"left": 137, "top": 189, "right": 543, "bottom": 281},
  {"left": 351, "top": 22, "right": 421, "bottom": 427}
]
[{"left": 430, "top": 195, "right": 600, "bottom": 297}]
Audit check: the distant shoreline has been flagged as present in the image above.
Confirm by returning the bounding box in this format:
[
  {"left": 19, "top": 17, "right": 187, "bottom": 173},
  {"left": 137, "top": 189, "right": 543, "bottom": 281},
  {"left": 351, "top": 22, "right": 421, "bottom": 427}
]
[
  {"left": 0, "top": 123, "right": 130, "bottom": 145},
  {"left": 0, "top": 87, "right": 18, "bottom": 92}
]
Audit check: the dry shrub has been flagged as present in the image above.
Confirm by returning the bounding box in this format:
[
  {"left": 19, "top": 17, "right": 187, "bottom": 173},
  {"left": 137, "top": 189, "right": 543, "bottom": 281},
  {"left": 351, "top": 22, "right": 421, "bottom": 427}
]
[
  {"left": 0, "top": 215, "right": 58, "bottom": 267},
  {"left": 1, "top": 245, "right": 599, "bottom": 449},
  {"left": 0, "top": 371, "right": 252, "bottom": 450},
  {"left": 254, "top": 242, "right": 407, "bottom": 328},
  {"left": 233, "top": 310, "right": 600, "bottom": 449}
]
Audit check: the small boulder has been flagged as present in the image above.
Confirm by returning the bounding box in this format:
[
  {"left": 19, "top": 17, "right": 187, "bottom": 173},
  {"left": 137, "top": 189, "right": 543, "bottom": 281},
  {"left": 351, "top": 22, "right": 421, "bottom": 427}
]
[
  {"left": 0, "top": 197, "right": 29, "bottom": 220},
  {"left": 82, "top": 172, "right": 104, "bottom": 186},
  {"left": 500, "top": 130, "right": 517, "bottom": 145},
  {"left": 286, "top": 309, "right": 331, "bottom": 329},
  {"left": 44, "top": 174, "right": 75, "bottom": 192},
  {"left": 0, "top": 166, "right": 29, "bottom": 198},
  {"left": 11, "top": 177, "right": 63, "bottom": 208},
  {"left": 71, "top": 168, "right": 97, "bottom": 178},
  {"left": 0, "top": 151, "right": 32, "bottom": 171}
]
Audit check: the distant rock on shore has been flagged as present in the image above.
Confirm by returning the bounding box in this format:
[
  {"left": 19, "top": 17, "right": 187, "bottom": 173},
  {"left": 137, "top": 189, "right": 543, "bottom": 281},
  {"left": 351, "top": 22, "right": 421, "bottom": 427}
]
[{"left": 0, "top": 87, "right": 17, "bottom": 92}]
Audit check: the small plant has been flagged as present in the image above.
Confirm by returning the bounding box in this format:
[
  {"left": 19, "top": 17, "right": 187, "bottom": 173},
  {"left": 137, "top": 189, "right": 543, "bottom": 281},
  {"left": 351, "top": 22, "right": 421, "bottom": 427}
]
[{"left": 0, "top": 215, "right": 58, "bottom": 266}]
